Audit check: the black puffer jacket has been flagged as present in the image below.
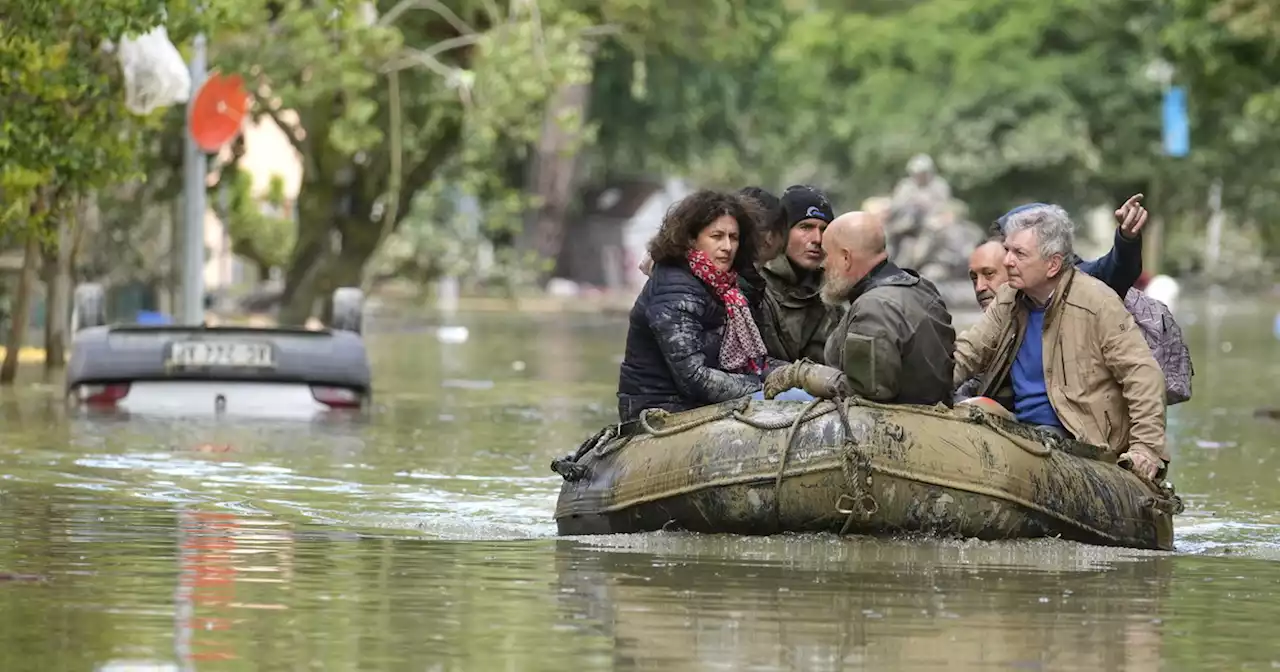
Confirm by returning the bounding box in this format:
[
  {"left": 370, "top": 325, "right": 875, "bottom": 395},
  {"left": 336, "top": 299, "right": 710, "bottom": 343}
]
[{"left": 617, "top": 263, "right": 764, "bottom": 422}]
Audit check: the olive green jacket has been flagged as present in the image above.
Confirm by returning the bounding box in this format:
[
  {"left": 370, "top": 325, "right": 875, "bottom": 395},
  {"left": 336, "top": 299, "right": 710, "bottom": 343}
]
[
  {"left": 823, "top": 261, "right": 956, "bottom": 405},
  {"left": 758, "top": 255, "right": 841, "bottom": 363}
]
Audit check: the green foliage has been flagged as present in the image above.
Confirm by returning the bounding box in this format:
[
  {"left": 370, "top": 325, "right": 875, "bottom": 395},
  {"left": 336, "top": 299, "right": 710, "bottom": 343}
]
[
  {"left": 757, "top": 0, "right": 1166, "bottom": 218},
  {"left": 15, "top": 0, "right": 1280, "bottom": 293},
  {"left": 311, "top": 1, "right": 617, "bottom": 290},
  {"left": 207, "top": 0, "right": 598, "bottom": 308},
  {"left": 213, "top": 0, "right": 402, "bottom": 158},
  {"left": 221, "top": 171, "right": 297, "bottom": 273},
  {"left": 0, "top": 1, "right": 180, "bottom": 236},
  {"left": 375, "top": 187, "right": 488, "bottom": 283},
  {"left": 1154, "top": 0, "right": 1280, "bottom": 259},
  {"left": 83, "top": 187, "right": 177, "bottom": 287},
  {"left": 446, "top": 7, "right": 595, "bottom": 262},
  {"left": 586, "top": 0, "right": 795, "bottom": 188},
  {"left": 575, "top": 0, "right": 1280, "bottom": 270}
]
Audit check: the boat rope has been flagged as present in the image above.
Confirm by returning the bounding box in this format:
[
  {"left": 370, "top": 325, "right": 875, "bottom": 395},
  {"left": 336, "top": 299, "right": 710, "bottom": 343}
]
[
  {"left": 635, "top": 398, "right": 752, "bottom": 437},
  {"left": 732, "top": 402, "right": 840, "bottom": 430},
  {"left": 834, "top": 399, "right": 881, "bottom": 533},
  {"left": 559, "top": 395, "right": 1063, "bottom": 483},
  {"left": 550, "top": 424, "right": 622, "bottom": 481},
  {"left": 846, "top": 457, "right": 1133, "bottom": 546},
  {"left": 772, "top": 396, "right": 827, "bottom": 526}
]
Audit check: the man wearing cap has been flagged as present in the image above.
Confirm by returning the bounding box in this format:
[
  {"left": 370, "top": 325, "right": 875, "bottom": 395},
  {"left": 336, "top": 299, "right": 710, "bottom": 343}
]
[{"left": 757, "top": 185, "right": 843, "bottom": 362}]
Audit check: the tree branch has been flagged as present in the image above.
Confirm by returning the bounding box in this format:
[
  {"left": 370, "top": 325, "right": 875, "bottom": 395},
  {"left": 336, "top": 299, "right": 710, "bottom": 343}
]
[
  {"left": 391, "top": 120, "right": 464, "bottom": 232},
  {"left": 255, "top": 96, "right": 309, "bottom": 159},
  {"left": 383, "top": 47, "right": 466, "bottom": 77},
  {"left": 378, "top": 0, "right": 476, "bottom": 33},
  {"left": 422, "top": 33, "right": 483, "bottom": 60},
  {"left": 581, "top": 24, "right": 623, "bottom": 38}
]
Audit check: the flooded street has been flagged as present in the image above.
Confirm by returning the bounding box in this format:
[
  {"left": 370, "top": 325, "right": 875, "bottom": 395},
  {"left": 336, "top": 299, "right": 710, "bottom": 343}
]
[{"left": 2, "top": 297, "right": 1280, "bottom": 670}]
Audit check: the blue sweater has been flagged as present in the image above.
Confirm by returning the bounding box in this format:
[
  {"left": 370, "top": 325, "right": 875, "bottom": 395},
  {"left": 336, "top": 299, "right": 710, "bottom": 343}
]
[{"left": 1010, "top": 305, "right": 1064, "bottom": 428}]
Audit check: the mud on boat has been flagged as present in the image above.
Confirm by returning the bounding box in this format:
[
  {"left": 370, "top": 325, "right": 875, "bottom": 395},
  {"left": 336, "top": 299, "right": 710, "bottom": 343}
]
[{"left": 550, "top": 397, "right": 1184, "bottom": 551}]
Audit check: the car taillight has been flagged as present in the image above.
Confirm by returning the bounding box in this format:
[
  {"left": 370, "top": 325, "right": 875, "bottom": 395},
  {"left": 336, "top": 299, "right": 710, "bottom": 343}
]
[
  {"left": 310, "top": 385, "right": 362, "bottom": 409},
  {"left": 76, "top": 383, "right": 131, "bottom": 405}
]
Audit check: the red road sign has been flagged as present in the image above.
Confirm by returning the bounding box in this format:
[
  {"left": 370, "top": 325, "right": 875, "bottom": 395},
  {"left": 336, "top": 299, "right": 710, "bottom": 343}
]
[{"left": 190, "top": 73, "right": 249, "bottom": 152}]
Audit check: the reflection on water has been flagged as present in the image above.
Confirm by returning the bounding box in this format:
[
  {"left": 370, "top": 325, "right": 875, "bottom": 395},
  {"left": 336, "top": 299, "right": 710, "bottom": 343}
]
[
  {"left": 175, "top": 511, "right": 295, "bottom": 666},
  {"left": 0, "top": 296, "right": 1277, "bottom": 669},
  {"left": 556, "top": 536, "right": 1176, "bottom": 671}
]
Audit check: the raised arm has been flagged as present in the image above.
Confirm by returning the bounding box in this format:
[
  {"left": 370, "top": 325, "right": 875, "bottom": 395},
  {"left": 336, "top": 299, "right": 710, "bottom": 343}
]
[
  {"left": 1076, "top": 229, "right": 1144, "bottom": 297},
  {"left": 1075, "top": 193, "right": 1148, "bottom": 297}
]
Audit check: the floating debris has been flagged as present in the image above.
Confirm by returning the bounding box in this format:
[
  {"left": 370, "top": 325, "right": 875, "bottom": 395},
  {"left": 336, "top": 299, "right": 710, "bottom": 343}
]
[
  {"left": 441, "top": 379, "right": 494, "bottom": 390},
  {"left": 436, "top": 326, "right": 470, "bottom": 344},
  {"left": 0, "top": 572, "right": 46, "bottom": 582}
]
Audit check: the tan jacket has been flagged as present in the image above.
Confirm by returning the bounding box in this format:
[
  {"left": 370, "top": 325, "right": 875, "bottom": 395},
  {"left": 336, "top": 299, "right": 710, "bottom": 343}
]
[{"left": 953, "top": 267, "right": 1168, "bottom": 462}]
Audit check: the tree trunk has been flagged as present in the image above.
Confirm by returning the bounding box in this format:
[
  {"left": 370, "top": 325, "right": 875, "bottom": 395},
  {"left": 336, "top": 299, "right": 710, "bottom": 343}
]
[
  {"left": 41, "top": 245, "right": 57, "bottom": 369},
  {"left": 523, "top": 46, "right": 596, "bottom": 272},
  {"left": 279, "top": 116, "right": 462, "bottom": 326},
  {"left": 70, "top": 192, "right": 95, "bottom": 276},
  {"left": 44, "top": 210, "right": 76, "bottom": 370},
  {"left": 279, "top": 187, "right": 336, "bottom": 326},
  {"left": 1, "top": 234, "right": 43, "bottom": 385},
  {"left": 280, "top": 174, "right": 388, "bottom": 325},
  {"left": 281, "top": 219, "right": 381, "bottom": 326},
  {"left": 278, "top": 242, "right": 327, "bottom": 326}
]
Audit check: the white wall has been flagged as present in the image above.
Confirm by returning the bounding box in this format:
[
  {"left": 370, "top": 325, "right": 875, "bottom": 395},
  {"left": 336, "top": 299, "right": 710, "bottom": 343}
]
[
  {"left": 622, "top": 178, "right": 691, "bottom": 288},
  {"left": 203, "top": 114, "right": 303, "bottom": 290}
]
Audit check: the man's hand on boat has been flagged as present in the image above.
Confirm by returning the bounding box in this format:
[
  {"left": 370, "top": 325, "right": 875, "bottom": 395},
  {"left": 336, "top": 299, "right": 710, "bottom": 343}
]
[
  {"left": 1118, "top": 445, "right": 1164, "bottom": 482},
  {"left": 763, "top": 358, "right": 850, "bottom": 399}
]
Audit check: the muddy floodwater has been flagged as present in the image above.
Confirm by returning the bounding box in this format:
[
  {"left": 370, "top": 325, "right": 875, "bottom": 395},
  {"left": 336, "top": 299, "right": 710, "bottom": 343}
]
[{"left": 2, "top": 294, "right": 1280, "bottom": 670}]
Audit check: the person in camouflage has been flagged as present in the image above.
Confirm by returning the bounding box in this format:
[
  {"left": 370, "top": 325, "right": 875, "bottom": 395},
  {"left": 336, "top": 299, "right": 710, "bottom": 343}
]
[
  {"left": 887, "top": 154, "right": 967, "bottom": 277},
  {"left": 891, "top": 153, "right": 952, "bottom": 215}
]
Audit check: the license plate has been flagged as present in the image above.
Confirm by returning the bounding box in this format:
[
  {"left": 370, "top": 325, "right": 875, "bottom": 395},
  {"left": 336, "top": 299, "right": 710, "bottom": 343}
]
[{"left": 168, "top": 341, "right": 275, "bottom": 368}]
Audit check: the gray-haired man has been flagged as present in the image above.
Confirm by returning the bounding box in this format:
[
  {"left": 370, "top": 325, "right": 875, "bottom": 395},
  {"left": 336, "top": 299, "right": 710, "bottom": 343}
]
[{"left": 952, "top": 204, "right": 1169, "bottom": 481}]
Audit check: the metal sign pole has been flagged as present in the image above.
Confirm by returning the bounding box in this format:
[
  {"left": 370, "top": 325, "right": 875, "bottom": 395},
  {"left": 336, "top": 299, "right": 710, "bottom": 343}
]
[
  {"left": 1206, "top": 178, "right": 1224, "bottom": 279},
  {"left": 181, "top": 33, "right": 208, "bottom": 326}
]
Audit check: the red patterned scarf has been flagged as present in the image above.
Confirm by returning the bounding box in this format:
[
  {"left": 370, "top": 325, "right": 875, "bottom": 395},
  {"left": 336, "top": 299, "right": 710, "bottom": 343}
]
[{"left": 687, "top": 249, "right": 768, "bottom": 374}]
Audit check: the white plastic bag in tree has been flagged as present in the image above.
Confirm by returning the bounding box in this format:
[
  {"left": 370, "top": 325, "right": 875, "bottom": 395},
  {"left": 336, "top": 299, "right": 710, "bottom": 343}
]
[{"left": 118, "top": 25, "right": 192, "bottom": 115}]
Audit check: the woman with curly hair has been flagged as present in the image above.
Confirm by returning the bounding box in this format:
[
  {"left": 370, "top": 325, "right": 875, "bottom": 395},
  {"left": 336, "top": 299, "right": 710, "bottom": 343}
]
[
  {"left": 636, "top": 186, "right": 789, "bottom": 305},
  {"left": 616, "top": 189, "right": 778, "bottom": 422}
]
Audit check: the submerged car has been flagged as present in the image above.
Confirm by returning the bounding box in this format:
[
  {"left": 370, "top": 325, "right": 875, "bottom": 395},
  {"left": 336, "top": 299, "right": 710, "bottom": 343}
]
[{"left": 65, "top": 284, "right": 371, "bottom": 420}]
